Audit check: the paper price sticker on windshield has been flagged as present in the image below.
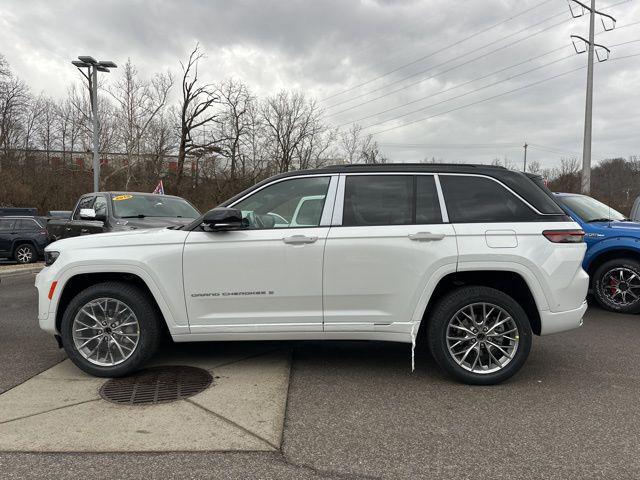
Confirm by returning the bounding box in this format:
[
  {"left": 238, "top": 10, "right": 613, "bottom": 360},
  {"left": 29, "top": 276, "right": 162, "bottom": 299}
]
[{"left": 113, "top": 194, "right": 133, "bottom": 201}]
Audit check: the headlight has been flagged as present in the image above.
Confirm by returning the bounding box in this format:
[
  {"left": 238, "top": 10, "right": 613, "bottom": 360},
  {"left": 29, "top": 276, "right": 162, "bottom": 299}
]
[{"left": 44, "top": 251, "right": 60, "bottom": 266}]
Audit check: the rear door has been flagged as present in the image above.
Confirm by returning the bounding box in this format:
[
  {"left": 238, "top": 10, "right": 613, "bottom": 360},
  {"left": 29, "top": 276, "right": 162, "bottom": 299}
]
[{"left": 323, "top": 174, "right": 458, "bottom": 332}]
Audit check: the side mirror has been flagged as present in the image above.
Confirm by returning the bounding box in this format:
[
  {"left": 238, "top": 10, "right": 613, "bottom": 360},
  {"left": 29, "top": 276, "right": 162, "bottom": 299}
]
[
  {"left": 79, "top": 208, "right": 96, "bottom": 220},
  {"left": 202, "top": 207, "right": 246, "bottom": 231}
]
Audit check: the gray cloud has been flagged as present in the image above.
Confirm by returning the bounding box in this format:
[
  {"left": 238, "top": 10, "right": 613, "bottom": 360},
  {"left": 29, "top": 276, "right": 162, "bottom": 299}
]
[{"left": 0, "top": 0, "right": 638, "bottom": 168}]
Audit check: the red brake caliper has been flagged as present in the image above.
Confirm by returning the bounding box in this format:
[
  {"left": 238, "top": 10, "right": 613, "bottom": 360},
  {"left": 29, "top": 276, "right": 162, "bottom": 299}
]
[{"left": 610, "top": 276, "right": 617, "bottom": 295}]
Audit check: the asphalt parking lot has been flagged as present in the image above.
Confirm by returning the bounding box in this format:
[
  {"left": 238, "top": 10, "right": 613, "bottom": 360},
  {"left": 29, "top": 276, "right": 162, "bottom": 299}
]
[{"left": 1, "top": 271, "right": 639, "bottom": 479}]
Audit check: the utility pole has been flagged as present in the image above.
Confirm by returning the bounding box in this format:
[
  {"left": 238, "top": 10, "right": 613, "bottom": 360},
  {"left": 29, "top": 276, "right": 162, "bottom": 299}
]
[
  {"left": 523, "top": 142, "right": 528, "bottom": 172},
  {"left": 581, "top": 0, "right": 596, "bottom": 195},
  {"left": 71, "top": 56, "right": 117, "bottom": 192},
  {"left": 568, "top": 0, "right": 616, "bottom": 194}
]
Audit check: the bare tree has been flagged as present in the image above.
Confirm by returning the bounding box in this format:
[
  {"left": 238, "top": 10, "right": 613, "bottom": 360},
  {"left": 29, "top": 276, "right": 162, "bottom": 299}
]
[
  {"left": 108, "top": 59, "right": 173, "bottom": 188},
  {"left": 261, "top": 90, "right": 324, "bottom": 173},
  {"left": 0, "top": 60, "right": 29, "bottom": 151},
  {"left": 176, "top": 44, "right": 219, "bottom": 189}
]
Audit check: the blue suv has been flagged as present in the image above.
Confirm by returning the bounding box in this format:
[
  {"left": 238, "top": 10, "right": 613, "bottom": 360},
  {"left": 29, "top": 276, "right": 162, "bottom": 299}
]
[{"left": 555, "top": 193, "right": 640, "bottom": 313}]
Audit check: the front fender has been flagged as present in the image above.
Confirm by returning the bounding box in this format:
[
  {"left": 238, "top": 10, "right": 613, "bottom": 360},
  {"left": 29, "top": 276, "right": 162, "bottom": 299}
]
[
  {"left": 583, "top": 236, "right": 640, "bottom": 271},
  {"left": 45, "top": 260, "right": 189, "bottom": 335}
]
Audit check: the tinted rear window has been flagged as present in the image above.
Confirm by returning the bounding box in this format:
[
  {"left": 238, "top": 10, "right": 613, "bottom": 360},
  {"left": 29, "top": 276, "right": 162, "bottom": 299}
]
[
  {"left": 416, "top": 176, "right": 441, "bottom": 224},
  {"left": 15, "top": 219, "right": 39, "bottom": 231},
  {"left": 343, "top": 176, "right": 413, "bottom": 226},
  {"left": 441, "top": 175, "right": 538, "bottom": 223}
]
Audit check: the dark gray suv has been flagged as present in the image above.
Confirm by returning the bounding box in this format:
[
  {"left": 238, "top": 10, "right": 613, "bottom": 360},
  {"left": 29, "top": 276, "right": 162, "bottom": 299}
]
[{"left": 0, "top": 216, "right": 49, "bottom": 263}]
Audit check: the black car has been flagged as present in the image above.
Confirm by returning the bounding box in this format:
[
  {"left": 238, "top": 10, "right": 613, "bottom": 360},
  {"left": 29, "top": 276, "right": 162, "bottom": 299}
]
[
  {"left": 0, "top": 216, "right": 49, "bottom": 264},
  {"left": 46, "top": 192, "right": 201, "bottom": 241}
]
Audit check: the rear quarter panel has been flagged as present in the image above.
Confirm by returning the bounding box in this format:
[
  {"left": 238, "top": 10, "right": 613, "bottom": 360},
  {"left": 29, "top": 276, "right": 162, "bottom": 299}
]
[{"left": 453, "top": 221, "right": 588, "bottom": 312}]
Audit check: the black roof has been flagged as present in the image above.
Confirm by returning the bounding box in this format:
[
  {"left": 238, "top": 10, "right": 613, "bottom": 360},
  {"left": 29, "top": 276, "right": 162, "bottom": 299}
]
[{"left": 220, "top": 163, "right": 564, "bottom": 215}]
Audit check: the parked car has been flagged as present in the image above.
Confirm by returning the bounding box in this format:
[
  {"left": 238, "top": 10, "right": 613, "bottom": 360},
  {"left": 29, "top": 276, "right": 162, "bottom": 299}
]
[
  {"left": 0, "top": 216, "right": 49, "bottom": 263},
  {"left": 0, "top": 207, "right": 38, "bottom": 217},
  {"left": 555, "top": 192, "right": 640, "bottom": 313},
  {"left": 46, "top": 192, "right": 200, "bottom": 241},
  {"left": 36, "top": 164, "right": 588, "bottom": 385}
]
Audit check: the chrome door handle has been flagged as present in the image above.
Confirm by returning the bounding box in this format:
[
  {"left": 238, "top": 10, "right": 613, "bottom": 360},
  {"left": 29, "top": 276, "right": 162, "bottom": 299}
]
[
  {"left": 408, "top": 232, "right": 445, "bottom": 241},
  {"left": 80, "top": 228, "right": 89, "bottom": 234},
  {"left": 283, "top": 235, "right": 318, "bottom": 245}
]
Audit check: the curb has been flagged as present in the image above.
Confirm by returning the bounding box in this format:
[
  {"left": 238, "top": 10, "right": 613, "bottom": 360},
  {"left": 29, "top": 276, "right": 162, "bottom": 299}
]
[{"left": 0, "top": 266, "right": 43, "bottom": 279}]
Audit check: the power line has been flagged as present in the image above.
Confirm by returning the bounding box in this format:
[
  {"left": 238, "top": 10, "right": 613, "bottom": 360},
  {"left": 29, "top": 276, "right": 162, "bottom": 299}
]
[
  {"left": 379, "top": 142, "right": 521, "bottom": 149},
  {"left": 528, "top": 143, "right": 580, "bottom": 155},
  {"left": 324, "top": 9, "right": 571, "bottom": 111},
  {"left": 334, "top": 28, "right": 640, "bottom": 127},
  {"left": 338, "top": 45, "right": 573, "bottom": 127},
  {"left": 345, "top": 36, "right": 640, "bottom": 129},
  {"left": 320, "top": 0, "right": 555, "bottom": 102},
  {"left": 324, "top": 0, "right": 633, "bottom": 115},
  {"left": 357, "top": 53, "right": 578, "bottom": 129},
  {"left": 368, "top": 52, "right": 640, "bottom": 136}
]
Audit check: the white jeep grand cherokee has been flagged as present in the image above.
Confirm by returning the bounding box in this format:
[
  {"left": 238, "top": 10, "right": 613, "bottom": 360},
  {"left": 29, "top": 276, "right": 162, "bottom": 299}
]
[{"left": 36, "top": 164, "right": 588, "bottom": 385}]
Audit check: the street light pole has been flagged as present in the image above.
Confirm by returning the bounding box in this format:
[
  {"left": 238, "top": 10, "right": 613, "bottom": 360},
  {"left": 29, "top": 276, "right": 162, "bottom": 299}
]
[
  {"left": 90, "top": 66, "right": 100, "bottom": 193},
  {"left": 71, "top": 56, "right": 117, "bottom": 193},
  {"left": 581, "top": 0, "right": 596, "bottom": 195},
  {"left": 523, "top": 142, "right": 528, "bottom": 172}
]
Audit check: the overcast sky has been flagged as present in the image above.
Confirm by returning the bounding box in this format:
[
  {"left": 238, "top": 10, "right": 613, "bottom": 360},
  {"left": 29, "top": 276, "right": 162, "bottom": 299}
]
[{"left": 1, "top": 0, "right": 639, "bottom": 168}]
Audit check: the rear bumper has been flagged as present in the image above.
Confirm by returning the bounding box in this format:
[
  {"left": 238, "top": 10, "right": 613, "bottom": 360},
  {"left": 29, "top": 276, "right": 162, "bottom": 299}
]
[{"left": 539, "top": 301, "right": 587, "bottom": 335}]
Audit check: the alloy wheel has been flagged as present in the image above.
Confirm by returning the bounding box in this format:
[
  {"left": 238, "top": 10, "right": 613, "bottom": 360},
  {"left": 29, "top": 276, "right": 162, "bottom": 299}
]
[
  {"left": 16, "top": 246, "right": 33, "bottom": 263},
  {"left": 600, "top": 267, "right": 640, "bottom": 307},
  {"left": 446, "top": 302, "right": 519, "bottom": 374},
  {"left": 72, "top": 297, "right": 140, "bottom": 367}
]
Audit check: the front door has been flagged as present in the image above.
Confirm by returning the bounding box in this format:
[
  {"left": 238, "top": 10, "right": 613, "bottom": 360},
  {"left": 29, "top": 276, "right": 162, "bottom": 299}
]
[
  {"left": 183, "top": 175, "right": 336, "bottom": 334},
  {"left": 323, "top": 174, "right": 458, "bottom": 332}
]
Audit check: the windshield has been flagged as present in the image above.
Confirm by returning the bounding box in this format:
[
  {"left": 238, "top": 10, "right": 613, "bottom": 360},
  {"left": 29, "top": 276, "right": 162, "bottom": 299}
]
[
  {"left": 111, "top": 194, "right": 200, "bottom": 219},
  {"left": 558, "top": 195, "right": 626, "bottom": 222}
]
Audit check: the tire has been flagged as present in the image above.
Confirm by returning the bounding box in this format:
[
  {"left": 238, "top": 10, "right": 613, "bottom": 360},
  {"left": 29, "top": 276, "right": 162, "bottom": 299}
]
[
  {"left": 14, "top": 243, "right": 36, "bottom": 264},
  {"left": 427, "top": 286, "right": 532, "bottom": 385},
  {"left": 592, "top": 258, "right": 640, "bottom": 314},
  {"left": 60, "top": 281, "right": 162, "bottom": 377}
]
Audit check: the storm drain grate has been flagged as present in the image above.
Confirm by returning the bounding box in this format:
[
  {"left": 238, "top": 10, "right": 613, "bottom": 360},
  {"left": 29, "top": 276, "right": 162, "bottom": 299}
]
[{"left": 99, "top": 365, "right": 213, "bottom": 405}]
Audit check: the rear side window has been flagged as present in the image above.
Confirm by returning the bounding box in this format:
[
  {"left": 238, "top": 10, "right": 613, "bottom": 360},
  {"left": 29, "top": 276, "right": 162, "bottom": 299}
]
[
  {"left": 0, "top": 219, "right": 15, "bottom": 231},
  {"left": 15, "top": 219, "right": 39, "bottom": 231},
  {"left": 440, "top": 175, "right": 537, "bottom": 223},
  {"left": 416, "top": 176, "right": 441, "bottom": 224},
  {"left": 343, "top": 176, "right": 413, "bottom": 226},
  {"left": 343, "top": 175, "right": 443, "bottom": 226}
]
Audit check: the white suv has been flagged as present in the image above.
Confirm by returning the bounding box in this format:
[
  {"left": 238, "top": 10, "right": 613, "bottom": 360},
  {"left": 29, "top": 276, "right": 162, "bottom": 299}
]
[{"left": 36, "top": 164, "right": 588, "bottom": 385}]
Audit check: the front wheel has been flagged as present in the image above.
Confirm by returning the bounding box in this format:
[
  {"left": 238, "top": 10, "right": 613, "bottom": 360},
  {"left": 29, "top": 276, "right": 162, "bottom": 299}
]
[
  {"left": 60, "top": 282, "right": 162, "bottom": 377},
  {"left": 592, "top": 258, "right": 640, "bottom": 314},
  {"left": 427, "top": 286, "right": 532, "bottom": 385}
]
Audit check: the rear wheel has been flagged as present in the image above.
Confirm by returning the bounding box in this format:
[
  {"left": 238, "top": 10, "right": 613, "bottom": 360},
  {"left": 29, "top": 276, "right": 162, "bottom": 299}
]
[
  {"left": 60, "top": 282, "right": 162, "bottom": 377},
  {"left": 14, "top": 243, "right": 36, "bottom": 264},
  {"left": 427, "top": 286, "right": 532, "bottom": 385},
  {"left": 592, "top": 258, "right": 640, "bottom": 314}
]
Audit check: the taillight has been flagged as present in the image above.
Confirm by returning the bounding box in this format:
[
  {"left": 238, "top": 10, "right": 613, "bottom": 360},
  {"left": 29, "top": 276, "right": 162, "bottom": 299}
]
[{"left": 542, "top": 229, "right": 585, "bottom": 243}]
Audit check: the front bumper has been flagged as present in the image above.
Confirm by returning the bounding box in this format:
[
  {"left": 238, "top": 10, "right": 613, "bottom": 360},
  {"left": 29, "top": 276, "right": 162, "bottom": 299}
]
[
  {"left": 35, "top": 267, "right": 57, "bottom": 334},
  {"left": 539, "top": 301, "right": 587, "bottom": 335}
]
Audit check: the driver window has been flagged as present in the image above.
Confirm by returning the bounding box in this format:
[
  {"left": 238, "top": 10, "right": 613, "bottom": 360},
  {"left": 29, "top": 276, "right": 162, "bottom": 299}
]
[
  {"left": 93, "top": 196, "right": 107, "bottom": 218},
  {"left": 233, "top": 176, "right": 331, "bottom": 229}
]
